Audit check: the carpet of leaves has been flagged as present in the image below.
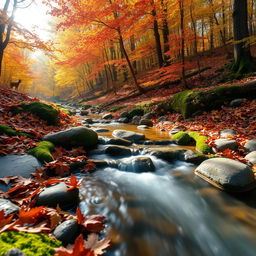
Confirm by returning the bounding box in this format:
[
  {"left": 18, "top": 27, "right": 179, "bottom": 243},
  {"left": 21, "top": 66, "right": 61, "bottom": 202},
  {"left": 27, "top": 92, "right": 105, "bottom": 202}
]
[
  {"left": 155, "top": 99, "right": 256, "bottom": 162},
  {"left": 0, "top": 88, "right": 110, "bottom": 255}
]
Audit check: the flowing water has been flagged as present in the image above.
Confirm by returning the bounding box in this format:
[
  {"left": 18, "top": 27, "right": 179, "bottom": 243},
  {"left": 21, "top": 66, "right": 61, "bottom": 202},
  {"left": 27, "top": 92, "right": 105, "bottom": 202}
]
[{"left": 78, "top": 121, "right": 256, "bottom": 256}]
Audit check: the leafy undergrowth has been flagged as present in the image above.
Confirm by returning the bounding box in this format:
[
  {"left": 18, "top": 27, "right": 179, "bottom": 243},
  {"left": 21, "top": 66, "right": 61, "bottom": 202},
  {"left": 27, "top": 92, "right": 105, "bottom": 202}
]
[
  {"left": 155, "top": 98, "right": 256, "bottom": 162},
  {"left": 0, "top": 88, "right": 110, "bottom": 255}
]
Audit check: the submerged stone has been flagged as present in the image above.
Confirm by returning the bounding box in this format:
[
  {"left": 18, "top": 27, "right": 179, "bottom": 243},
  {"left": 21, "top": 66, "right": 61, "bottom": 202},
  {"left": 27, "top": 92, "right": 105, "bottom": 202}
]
[
  {"left": 144, "top": 148, "right": 185, "bottom": 162},
  {"left": 105, "top": 145, "right": 132, "bottom": 157},
  {"left": 112, "top": 129, "right": 145, "bottom": 142}
]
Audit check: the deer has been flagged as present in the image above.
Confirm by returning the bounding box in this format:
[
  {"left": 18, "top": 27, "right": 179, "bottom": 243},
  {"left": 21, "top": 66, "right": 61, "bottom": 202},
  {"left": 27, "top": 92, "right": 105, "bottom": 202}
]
[{"left": 10, "top": 79, "right": 22, "bottom": 90}]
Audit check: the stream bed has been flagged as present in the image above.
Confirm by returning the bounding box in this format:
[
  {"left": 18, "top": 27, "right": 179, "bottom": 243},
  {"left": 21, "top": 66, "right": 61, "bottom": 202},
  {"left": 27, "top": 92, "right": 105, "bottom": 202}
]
[{"left": 78, "top": 121, "right": 256, "bottom": 256}]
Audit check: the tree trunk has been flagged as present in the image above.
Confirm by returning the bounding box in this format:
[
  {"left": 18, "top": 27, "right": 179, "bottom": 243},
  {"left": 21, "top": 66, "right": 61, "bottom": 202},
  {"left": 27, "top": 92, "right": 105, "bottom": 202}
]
[
  {"left": 232, "top": 0, "right": 255, "bottom": 73},
  {"left": 161, "top": 0, "right": 170, "bottom": 63}
]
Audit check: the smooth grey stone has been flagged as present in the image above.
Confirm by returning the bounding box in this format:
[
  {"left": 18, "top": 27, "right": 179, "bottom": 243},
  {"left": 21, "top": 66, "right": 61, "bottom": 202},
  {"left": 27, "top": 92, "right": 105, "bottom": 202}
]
[
  {"left": 230, "top": 99, "right": 243, "bottom": 107},
  {"left": 214, "top": 139, "right": 238, "bottom": 151},
  {"left": 112, "top": 129, "right": 145, "bottom": 142},
  {"left": 117, "top": 117, "right": 129, "bottom": 123},
  {"left": 53, "top": 219, "right": 79, "bottom": 246},
  {"left": 157, "top": 116, "right": 167, "bottom": 122},
  {"left": 43, "top": 126, "right": 98, "bottom": 148},
  {"left": 105, "top": 145, "right": 131, "bottom": 157},
  {"left": 0, "top": 199, "right": 20, "bottom": 215},
  {"left": 220, "top": 129, "right": 236, "bottom": 138},
  {"left": 36, "top": 182, "right": 79, "bottom": 209},
  {"left": 120, "top": 111, "right": 130, "bottom": 118},
  {"left": 130, "top": 157, "right": 155, "bottom": 172},
  {"left": 143, "top": 113, "right": 153, "bottom": 119},
  {"left": 244, "top": 139, "right": 256, "bottom": 152},
  {"left": 102, "top": 113, "right": 113, "bottom": 119},
  {"left": 137, "top": 125, "right": 149, "bottom": 130},
  {"left": 132, "top": 116, "right": 141, "bottom": 122},
  {"left": 139, "top": 119, "right": 153, "bottom": 127},
  {"left": 5, "top": 249, "right": 26, "bottom": 256},
  {"left": 83, "top": 118, "right": 93, "bottom": 124},
  {"left": 0, "top": 155, "right": 41, "bottom": 178},
  {"left": 94, "top": 128, "right": 109, "bottom": 133},
  {"left": 245, "top": 151, "right": 256, "bottom": 164},
  {"left": 184, "top": 150, "right": 208, "bottom": 165},
  {"left": 195, "top": 158, "right": 255, "bottom": 192},
  {"left": 144, "top": 148, "right": 185, "bottom": 162},
  {"left": 143, "top": 140, "right": 175, "bottom": 145},
  {"left": 107, "top": 138, "right": 132, "bottom": 146}
]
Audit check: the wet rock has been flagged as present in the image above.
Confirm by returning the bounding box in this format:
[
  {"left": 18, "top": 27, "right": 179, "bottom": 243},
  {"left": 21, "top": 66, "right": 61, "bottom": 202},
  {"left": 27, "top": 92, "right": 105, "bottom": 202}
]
[
  {"left": 230, "top": 99, "right": 243, "bottom": 107},
  {"left": 83, "top": 118, "right": 93, "bottom": 124},
  {"left": 195, "top": 158, "right": 255, "bottom": 192},
  {"left": 43, "top": 126, "right": 98, "bottom": 148},
  {"left": 102, "top": 113, "right": 113, "bottom": 119},
  {"left": 0, "top": 155, "right": 41, "bottom": 178},
  {"left": 0, "top": 199, "right": 20, "bottom": 215},
  {"left": 144, "top": 148, "right": 185, "bottom": 162},
  {"left": 184, "top": 150, "right": 208, "bottom": 165},
  {"left": 105, "top": 145, "right": 132, "bottom": 157},
  {"left": 143, "top": 140, "right": 175, "bottom": 145},
  {"left": 157, "top": 116, "right": 167, "bottom": 122},
  {"left": 214, "top": 139, "right": 238, "bottom": 151},
  {"left": 36, "top": 182, "right": 79, "bottom": 209},
  {"left": 132, "top": 116, "right": 141, "bottom": 123},
  {"left": 5, "top": 249, "right": 26, "bottom": 256},
  {"left": 80, "top": 110, "right": 89, "bottom": 116},
  {"left": 93, "top": 128, "right": 109, "bottom": 133},
  {"left": 163, "top": 121, "right": 173, "bottom": 125},
  {"left": 92, "top": 159, "right": 117, "bottom": 168},
  {"left": 139, "top": 119, "right": 153, "bottom": 127},
  {"left": 130, "top": 157, "right": 155, "bottom": 172},
  {"left": 117, "top": 117, "right": 129, "bottom": 123},
  {"left": 120, "top": 111, "right": 130, "bottom": 118},
  {"left": 244, "top": 139, "right": 256, "bottom": 152},
  {"left": 53, "top": 219, "right": 79, "bottom": 246},
  {"left": 245, "top": 151, "right": 256, "bottom": 164},
  {"left": 169, "top": 125, "right": 186, "bottom": 135},
  {"left": 112, "top": 129, "right": 145, "bottom": 142},
  {"left": 137, "top": 125, "right": 148, "bottom": 130},
  {"left": 220, "top": 129, "right": 236, "bottom": 138},
  {"left": 143, "top": 113, "right": 153, "bottom": 119},
  {"left": 107, "top": 138, "right": 132, "bottom": 146}
]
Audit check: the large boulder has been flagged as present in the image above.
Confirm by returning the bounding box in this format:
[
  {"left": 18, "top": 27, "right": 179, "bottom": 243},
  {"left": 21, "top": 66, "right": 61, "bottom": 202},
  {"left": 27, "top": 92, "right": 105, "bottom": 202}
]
[
  {"left": 119, "top": 157, "right": 155, "bottom": 173},
  {"left": 244, "top": 139, "right": 256, "bottom": 152},
  {"left": 102, "top": 113, "right": 113, "bottom": 120},
  {"left": 105, "top": 145, "right": 132, "bottom": 157},
  {"left": 112, "top": 129, "right": 145, "bottom": 142},
  {"left": 214, "top": 139, "right": 238, "bottom": 151},
  {"left": 139, "top": 119, "right": 153, "bottom": 127},
  {"left": 117, "top": 117, "right": 129, "bottom": 123},
  {"left": 0, "top": 155, "right": 41, "bottom": 178},
  {"left": 36, "top": 182, "right": 79, "bottom": 209},
  {"left": 245, "top": 151, "right": 256, "bottom": 164},
  {"left": 195, "top": 158, "right": 255, "bottom": 192},
  {"left": 43, "top": 126, "right": 98, "bottom": 148}
]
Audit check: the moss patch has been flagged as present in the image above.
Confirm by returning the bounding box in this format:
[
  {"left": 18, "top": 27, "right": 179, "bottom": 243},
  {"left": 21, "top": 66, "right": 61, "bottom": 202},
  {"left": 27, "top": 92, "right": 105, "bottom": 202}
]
[
  {"left": 81, "top": 104, "right": 92, "bottom": 110},
  {"left": 12, "top": 102, "right": 59, "bottom": 125},
  {"left": 0, "top": 231, "right": 61, "bottom": 256},
  {"left": 0, "top": 124, "right": 17, "bottom": 136},
  {"left": 107, "top": 105, "right": 125, "bottom": 112},
  {"left": 28, "top": 141, "right": 55, "bottom": 163},
  {"left": 172, "top": 131, "right": 213, "bottom": 154}
]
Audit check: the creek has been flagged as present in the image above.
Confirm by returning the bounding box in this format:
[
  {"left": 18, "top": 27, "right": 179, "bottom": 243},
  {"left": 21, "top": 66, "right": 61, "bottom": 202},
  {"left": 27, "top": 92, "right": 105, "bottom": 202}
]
[{"left": 78, "top": 121, "right": 256, "bottom": 256}]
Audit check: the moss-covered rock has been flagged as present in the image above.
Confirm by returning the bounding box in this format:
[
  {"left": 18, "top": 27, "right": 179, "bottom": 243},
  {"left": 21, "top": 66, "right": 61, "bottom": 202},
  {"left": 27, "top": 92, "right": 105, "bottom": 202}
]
[
  {"left": 12, "top": 102, "right": 59, "bottom": 125},
  {"left": 172, "top": 131, "right": 213, "bottom": 154},
  {"left": 28, "top": 141, "right": 54, "bottom": 163},
  {"left": 81, "top": 104, "right": 91, "bottom": 110},
  {"left": 129, "top": 108, "right": 144, "bottom": 118},
  {"left": 0, "top": 125, "right": 17, "bottom": 136},
  {"left": 0, "top": 231, "right": 61, "bottom": 256},
  {"left": 107, "top": 105, "right": 125, "bottom": 112},
  {"left": 162, "top": 81, "right": 256, "bottom": 118}
]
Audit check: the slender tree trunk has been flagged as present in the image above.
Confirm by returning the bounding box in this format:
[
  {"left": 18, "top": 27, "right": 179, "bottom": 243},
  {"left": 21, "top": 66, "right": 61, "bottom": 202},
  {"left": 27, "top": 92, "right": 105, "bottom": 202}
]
[
  {"left": 161, "top": 0, "right": 170, "bottom": 63},
  {"left": 232, "top": 0, "right": 255, "bottom": 73},
  {"left": 118, "top": 30, "right": 144, "bottom": 93}
]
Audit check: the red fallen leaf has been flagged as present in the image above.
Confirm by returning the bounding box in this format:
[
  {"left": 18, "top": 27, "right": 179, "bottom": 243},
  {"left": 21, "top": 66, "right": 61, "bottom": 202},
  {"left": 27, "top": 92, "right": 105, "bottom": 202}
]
[
  {"left": 83, "top": 161, "right": 96, "bottom": 172},
  {"left": 65, "top": 175, "right": 81, "bottom": 191},
  {"left": 18, "top": 206, "right": 47, "bottom": 224},
  {"left": 85, "top": 233, "right": 111, "bottom": 256},
  {"left": 0, "top": 210, "right": 13, "bottom": 228},
  {"left": 10, "top": 220, "right": 51, "bottom": 234},
  {"left": 76, "top": 208, "right": 105, "bottom": 233},
  {"left": 2, "top": 184, "right": 24, "bottom": 196},
  {"left": 43, "top": 178, "right": 65, "bottom": 187}
]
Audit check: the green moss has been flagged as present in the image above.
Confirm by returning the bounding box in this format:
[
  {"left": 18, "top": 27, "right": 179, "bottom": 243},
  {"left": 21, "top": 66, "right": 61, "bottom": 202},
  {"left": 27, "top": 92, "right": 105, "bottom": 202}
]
[
  {"left": 0, "top": 124, "right": 17, "bottom": 136},
  {"left": 108, "top": 105, "right": 125, "bottom": 112},
  {"left": 129, "top": 108, "right": 144, "bottom": 117},
  {"left": 12, "top": 102, "right": 59, "bottom": 125},
  {"left": 81, "top": 104, "right": 92, "bottom": 110},
  {"left": 28, "top": 141, "right": 55, "bottom": 163},
  {"left": 54, "top": 104, "right": 71, "bottom": 115},
  {"left": 0, "top": 231, "right": 61, "bottom": 256},
  {"left": 172, "top": 131, "right": 213, "bottom": 154}
]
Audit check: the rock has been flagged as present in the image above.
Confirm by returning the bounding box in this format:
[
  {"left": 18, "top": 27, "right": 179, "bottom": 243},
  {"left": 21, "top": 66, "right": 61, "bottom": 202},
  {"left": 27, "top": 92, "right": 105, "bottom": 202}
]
[
  {"left": 230, "top": 98, "right": 243, "bottom": 107},
  {"left": 143, "top": 140, "right": 175, "bottom": 145},
  {"left": 107, "top": 138, "right": 132, "bottom": 146},
  {"left": 0, "top": 199, "right": 20, "bottom": 215},
  {"left": 143, "top": 113, "right": 153, "bottom": 119},
  {"left": 245, "top": 151, "right": 256, "bottom": 164},
  {"left": 53, "top": 219, "right": 79, "bottom": 246},
  {"left": 36, "top": 182, "right": 79, "bottom": 209},
  {"left": 169, "top": 125, "right": 186, "bottom": 135},
  {"left": 112, "top": 129, "right": 145, "bottom": 142},
  {"left": 220, "top": 129, "right": 236, "bottom": 138},
  {"left": 5, "top": 249, "right": 26, "bottom": 256},
  {"left": 132, "top": 116, "right": 141, "bottom": 123},
  {"left": 102, "top": 113, "right": 113, "bottom": 119},
  {"left": 92, "top": 159, "right": 116, "bottom": 168},
  {"left": 244, "top": 139, "right": 256, "bottom": 152},
  {"left": 28, "top": 141, "right": 54, "bottom": 163},
  {"left": 119, "top": 157, "right": 155, "bottom": 172},
  {"left": 144, "top": 148, "right": 185, "bottom": 162},
  {"left": 157, "top": 116, "right": 167, "bottom": 122},
  {"left": 139, "top": 119, "right": 153, "bottom": 127},
  {"left": 195, "top": 158, "right": 255, "bottom": 192},
  {"left": 43, "top": 126, "right": 98, "bottom": 148},
  {"left": 80, "top": 110, "right": 89, "bottom": 116},
  {"left": 83, "top": 118, "right": 93, "bottom": 124},
  {"left": 163, "top": 121, "right": 173, "bottom": 125},
  {"left": 94, "top": 128, "right": 109, "bottom": 133},
  {"left": 120, "top": 111, "right": 130, "bottom": 118},
  {"left": 214, "top": 139, "right": 238, "bottom": 151},
  {"left": 184, "top": 150, "right": 208, "bottom": 165},
  {"left": 105, "top": 145, "right": 131, "bottom": 157},
  {"left": 0, "top": 155, "right": 41, "bottom": 178},
  {"left": 137, "top": 125, "right": 148, "bottom": 130},
  {"left": 117, "top": 117, "right": 129, "bottom": 123}
]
